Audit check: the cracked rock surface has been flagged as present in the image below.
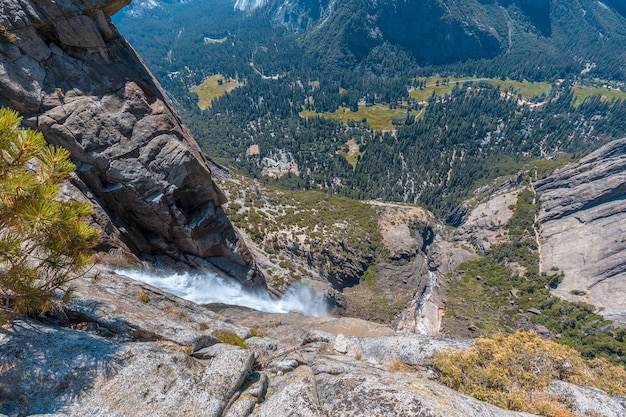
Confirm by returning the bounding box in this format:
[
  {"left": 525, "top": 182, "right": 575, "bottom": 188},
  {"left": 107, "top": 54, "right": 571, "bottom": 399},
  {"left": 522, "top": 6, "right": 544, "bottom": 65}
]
[
  {"left": 2, "top": 271, "right": 625, "bottom": 417},
  {"left": 0, "top": 0, "right": 260, "bottom": 284},
  {"left": 536, "top": 138, "right": 626, "bottom": 325}
]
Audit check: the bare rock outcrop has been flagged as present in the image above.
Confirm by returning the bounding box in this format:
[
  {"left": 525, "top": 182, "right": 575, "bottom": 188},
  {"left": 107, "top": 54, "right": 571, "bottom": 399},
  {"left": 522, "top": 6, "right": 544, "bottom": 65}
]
[
  {"left": 0, "top": 319, "right": 255, "bottom": 417},
  {"left": 536, "top": 138, "right": 626, "bottom": 325},
  {"left": 3, "top": 270, "right": 625, "bottom": 417},
  {"left": 0, "top": 0, "right": 261, "bottom": 284}
]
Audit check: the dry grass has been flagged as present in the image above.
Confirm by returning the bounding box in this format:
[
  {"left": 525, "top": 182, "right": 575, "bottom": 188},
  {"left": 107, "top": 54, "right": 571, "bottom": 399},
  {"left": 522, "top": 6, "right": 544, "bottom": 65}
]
[
  {"left": 433, "top": 331, "right": 626, "bottom": 416},
  {"left": 136, "top": 286, "right": 150, "bottom": 303},
  {"left": 190, "top": 74, "right": 240, "bottom": 109},
  {"left": 161, "top": 304, "right": 189, "bottom": 321},
  {"left": 301, "top": 105, "right": 419, "bottom": 130},
  {"left": 387, "top": 356, "right": 418, "bottom": 373},
  {"left": 410, "top": 76, "right": 551, "bottom": 102},
  {"left": 573, "top": 85, "right": 626, "bottom": 105},
  {"left": 0, "top": 24, "right": 16, "bottom": 43}
]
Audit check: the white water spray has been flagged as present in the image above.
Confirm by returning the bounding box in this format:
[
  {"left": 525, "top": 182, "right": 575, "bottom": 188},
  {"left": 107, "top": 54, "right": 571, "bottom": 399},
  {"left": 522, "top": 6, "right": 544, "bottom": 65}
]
[{"left": 116, "top": 269, "right": 329, "bottom": 317}]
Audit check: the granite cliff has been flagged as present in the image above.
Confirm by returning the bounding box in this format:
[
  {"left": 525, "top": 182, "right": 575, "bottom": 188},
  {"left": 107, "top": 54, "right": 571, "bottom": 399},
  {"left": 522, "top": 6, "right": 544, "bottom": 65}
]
[
  {"left": 537, "top": 138, "right": 626, "bottom": 326},
  {"left": 0, "top": 0, "right": 261, "bottom": 285},
  {"left": 1, "top": 1, "right": 626, "bottom": 416},
  {"left": 436, "top": 139, "right": 626, "bottom": 330}
]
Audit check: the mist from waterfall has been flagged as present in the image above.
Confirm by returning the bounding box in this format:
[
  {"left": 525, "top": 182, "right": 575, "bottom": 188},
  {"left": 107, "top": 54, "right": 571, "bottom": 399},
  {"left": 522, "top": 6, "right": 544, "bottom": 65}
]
[{"left": 116, "top": 269, "right": 329, "bottom": 317}]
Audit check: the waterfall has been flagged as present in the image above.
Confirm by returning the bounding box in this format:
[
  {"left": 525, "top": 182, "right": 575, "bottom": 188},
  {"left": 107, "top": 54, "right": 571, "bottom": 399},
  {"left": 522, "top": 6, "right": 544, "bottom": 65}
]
[
  {"left": 116, "top": 269, "right": 329, "bottom": 317},
  {"left": 414, "top": 269, "right": 439, "bottom": 335}
]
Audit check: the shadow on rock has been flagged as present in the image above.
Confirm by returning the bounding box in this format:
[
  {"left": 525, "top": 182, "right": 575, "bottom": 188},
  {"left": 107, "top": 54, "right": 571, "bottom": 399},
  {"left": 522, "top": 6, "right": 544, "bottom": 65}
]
[{"left": 0, "top": 319, "right": 121, "bottom": 417}]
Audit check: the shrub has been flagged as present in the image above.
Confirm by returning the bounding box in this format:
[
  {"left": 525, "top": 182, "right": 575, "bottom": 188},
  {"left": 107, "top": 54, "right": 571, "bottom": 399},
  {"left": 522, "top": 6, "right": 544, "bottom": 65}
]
[
  {"left": 0, "top": 24, "right": 16, "bottom": 44},
  {"left": 433, "top": 331, "right": 626, "bottom": 416},
  {"left": 136, "top": 287, "right": 150, "bottom": 303},
  {"left": 0, "top": 108, "right": 99, "bottom": 321},
  {"left": 211, "top": 329, "right": 247, "bottom": 349}
]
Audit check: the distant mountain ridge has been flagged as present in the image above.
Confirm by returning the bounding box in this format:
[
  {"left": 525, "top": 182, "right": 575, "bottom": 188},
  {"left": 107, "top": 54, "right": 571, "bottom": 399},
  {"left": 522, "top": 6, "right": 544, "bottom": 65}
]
[
  {"left": 116, "top": 0, "right": 626, "bottom": 79},
  {"left": 227, "top": 0, "right": 626, "bottom": 75}
]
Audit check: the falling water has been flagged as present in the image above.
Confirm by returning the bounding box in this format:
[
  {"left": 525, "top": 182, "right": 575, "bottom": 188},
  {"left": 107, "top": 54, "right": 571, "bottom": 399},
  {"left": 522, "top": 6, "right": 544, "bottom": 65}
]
[
  {"left": 414, "top": 269, "right": 438, "bottom": 335},
  {"left": 116, "top": 269, "right": 329, "bottom": 317}
]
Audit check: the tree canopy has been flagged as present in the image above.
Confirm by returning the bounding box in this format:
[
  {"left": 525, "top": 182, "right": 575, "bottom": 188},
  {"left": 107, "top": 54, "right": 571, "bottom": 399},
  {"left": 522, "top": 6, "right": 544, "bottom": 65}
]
[{"left": 0, "top": 107, "right": 98, "bottom": 322}]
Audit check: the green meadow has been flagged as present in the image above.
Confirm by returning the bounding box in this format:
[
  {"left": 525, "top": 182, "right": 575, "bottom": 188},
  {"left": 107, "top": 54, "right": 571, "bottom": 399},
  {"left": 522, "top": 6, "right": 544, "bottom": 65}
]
[
  {"left": 301, "top": 104, "right": 420, "bottom": 131},
  {"left": 190, "top": 74, "right": 240, "bottom": 109},
  {"left": 410, "top": 76, "right": 551, "bottom": 102}
]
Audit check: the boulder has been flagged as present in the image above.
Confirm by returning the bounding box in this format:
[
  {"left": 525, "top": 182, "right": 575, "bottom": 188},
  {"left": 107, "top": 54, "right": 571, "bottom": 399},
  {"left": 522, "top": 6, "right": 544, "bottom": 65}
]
[
  {"left": 250, "top": 366, "right": 325, "bottom": 417},
  {"left": 548, "top": 380, "right": 626, "bottom": 417},
  {"left": 66, "top": 268, "right": 251, "bottom": 347},
  {"left": 311, "top": 355, "right": 534, "bottom": 417},
  {"left": 0, "top": 319, "right": 253, "bottom": 417}
]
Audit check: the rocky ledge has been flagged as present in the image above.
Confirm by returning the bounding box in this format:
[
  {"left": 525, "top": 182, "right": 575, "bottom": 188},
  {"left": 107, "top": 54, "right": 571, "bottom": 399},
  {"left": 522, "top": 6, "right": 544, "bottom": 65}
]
[
  {"left": 0, "top": 0, "right": 260, "bottom": 285},
  {"left": 0, "top": 269, "right": 564, "bottom": 416},
  {"left": 2, "top": 269, "right": 625, "bottom": 417},
  {"left": 536, "top": 137, "right": 626, "bottom": 325}
]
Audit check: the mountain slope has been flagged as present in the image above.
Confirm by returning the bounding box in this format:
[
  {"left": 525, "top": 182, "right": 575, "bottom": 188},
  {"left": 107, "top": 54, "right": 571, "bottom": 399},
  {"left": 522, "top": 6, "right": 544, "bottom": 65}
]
[
  {"left": 228, "top": 0, "right": 626, "bottom": 79},
  {"left": 111, "top": 0, "right": 626, "bottom": 219},
  {"left": 537, "top": 137, "right": 626, "bottom": 326}
]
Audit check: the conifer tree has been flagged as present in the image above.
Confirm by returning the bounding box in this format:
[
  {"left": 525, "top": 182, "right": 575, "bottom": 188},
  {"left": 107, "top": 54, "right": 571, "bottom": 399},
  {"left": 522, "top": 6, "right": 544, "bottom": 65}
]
[{"left": 0, "top": 107, "right": 99, "bottom": 321}]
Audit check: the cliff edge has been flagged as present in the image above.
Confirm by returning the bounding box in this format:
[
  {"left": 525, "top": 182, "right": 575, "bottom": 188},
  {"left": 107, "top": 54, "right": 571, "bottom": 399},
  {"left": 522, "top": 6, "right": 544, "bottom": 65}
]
[
  {"left": 537, "top": 138, "right": 626, "bottom": 325},
  {"left": 0, "top": 0, "right": 261, "bottom": 285}
]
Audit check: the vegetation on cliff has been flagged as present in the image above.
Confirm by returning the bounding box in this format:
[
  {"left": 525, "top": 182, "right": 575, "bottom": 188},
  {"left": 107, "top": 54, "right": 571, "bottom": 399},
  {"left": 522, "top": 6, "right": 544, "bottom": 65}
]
[
  {"left": 434, "top": 331, "right": 626, "bottom": 416},
  {"left": 0, "top": 108, "right": 98, "bottom": 322},
  {"left": 115, "top": 0, "right": 626, "bottom": 218},
  {"left": 0, "top": 24, "right": 16, "bottom": 43},
  {"left": 220, "top": 175, "right": 384, "bottom": 291},
  {"left": 443, "top": 172, "right": 626, "bottom": 366}
]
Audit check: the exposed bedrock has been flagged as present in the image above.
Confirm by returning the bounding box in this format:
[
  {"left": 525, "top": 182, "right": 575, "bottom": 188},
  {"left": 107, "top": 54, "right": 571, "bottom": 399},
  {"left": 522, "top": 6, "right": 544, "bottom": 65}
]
[
  {"left": 536, "top": 137, "right": 626, "bottom": 325},
  {"left": 0, "top": 0, "right": 262, "bottom": 285}
]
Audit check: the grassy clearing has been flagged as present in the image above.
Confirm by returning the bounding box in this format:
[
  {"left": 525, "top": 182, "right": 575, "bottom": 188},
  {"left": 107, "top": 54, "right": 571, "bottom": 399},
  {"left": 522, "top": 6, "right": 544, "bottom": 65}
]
[
  {"left": 190, "top": 74, "right": 240, "bottom": 109},
  {"left": 203, "top": 36, "right": 227, "bottom": 44},
  {"left": 573, "top": 85, "right": 626, "bottom": 104},
  {"left": 410, "top": 76, "right": 483, "bottom": 101},
  {"left": 410, "top": 84, "right": 455, "bottom": 101},
  {"left": 486, "top": 79, "right": 551, "bottom": 100},
  {"left": 410, "top": 76, "right": 551, "bottom": 102},
  {"left": 337, "top": 149, "right": 363, "bottom": 168},
  {"left": 337, "top": 139, "right": 364, "bottom": 169},
  {"left": 301, "top": 105, "right": 418, "bottom": 130}
]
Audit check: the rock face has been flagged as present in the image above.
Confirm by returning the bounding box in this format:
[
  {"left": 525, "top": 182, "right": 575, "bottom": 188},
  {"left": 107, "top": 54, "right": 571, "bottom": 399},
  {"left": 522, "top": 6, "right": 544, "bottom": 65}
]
[
  {"left": 536, "top": 138, "right": 626, "bottom": 325},
  {"left": 3, "top": 269, "right": 625, "bottom": 417},
  {"left": 548, "top": 380, "right": 626, "bottom": 417},
  {"left": 287, "top": 0, "right": 502, "bottom": 66},
  {"left": 0, "top": 269, "right": 540, "bottom": 417},
  {"left": 0, "top": 0, "right": 261, "bottom": 284}
]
